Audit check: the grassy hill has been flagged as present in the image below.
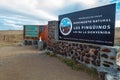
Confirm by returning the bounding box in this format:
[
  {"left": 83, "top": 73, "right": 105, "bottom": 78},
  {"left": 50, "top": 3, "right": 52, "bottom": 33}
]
[
  {"left": 0, "top": 30, "right": 23, "bottom": 46},
  {"left": 115, "top": 27, "right": 120, "bottom": 45},
  {"left": 0, "top": 28, "right": 120, "bottom": 46}
]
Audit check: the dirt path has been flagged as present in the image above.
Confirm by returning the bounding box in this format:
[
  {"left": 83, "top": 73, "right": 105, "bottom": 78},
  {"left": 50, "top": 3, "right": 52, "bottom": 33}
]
[{"left": 0, "top": 46, "right": 95, "bottom": 80}]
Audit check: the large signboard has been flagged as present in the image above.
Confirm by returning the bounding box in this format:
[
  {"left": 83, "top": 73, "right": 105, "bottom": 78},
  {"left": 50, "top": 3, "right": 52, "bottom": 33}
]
[
  {"left": 25, "top": 25, "right": 39, "bottom": 38},
  {"left": 59, "top": 4, "right": 116, "bottom": 46}
]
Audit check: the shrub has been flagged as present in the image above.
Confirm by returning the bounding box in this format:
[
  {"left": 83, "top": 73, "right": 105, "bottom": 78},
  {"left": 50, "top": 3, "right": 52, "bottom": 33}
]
[
  {"left": 16, "top": 41, "right": 23, "bottom": 46},
  {"left": 44, "top": 50, "right": 51, "bottom": 55},
  {"left": 86, "top": 68, "right": 97, "bottom": 76},
  {"left": 49, "top": 52, "right": 56, "bottom": 57},
  {"left": 44, "top": 51, "right": 98, "bottom": 78},
  {"left": 65, "top": 59, "right": 76, "bottom": 68},
  {"left": 59, "top": 57, "right": 97, "bottom": 75},
  {"left": 44, "top": 50, "right": 56, "bottom": 57},
  {"left": 73, "top": 65, "right": 85, "bottom": 71}
]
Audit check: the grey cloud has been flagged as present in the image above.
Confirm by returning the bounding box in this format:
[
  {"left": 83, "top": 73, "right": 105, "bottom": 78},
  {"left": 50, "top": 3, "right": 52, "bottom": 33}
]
[{"left": 0, "top": 7, "right": 49, "bottom": 21}]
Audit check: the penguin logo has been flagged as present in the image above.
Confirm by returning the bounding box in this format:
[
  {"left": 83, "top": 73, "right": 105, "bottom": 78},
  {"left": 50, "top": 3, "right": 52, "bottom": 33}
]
[{"left": 60, "top": 17, "right": 72, "bottom": 35}]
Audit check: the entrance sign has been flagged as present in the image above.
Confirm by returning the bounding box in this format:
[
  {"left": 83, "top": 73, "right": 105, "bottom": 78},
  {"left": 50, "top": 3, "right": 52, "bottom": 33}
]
[
  {"left": 25, "top": 25, "right": 38, "bottom": 38},
  {"left": 59, "top": 4, "right": 116, "bottom": 46}
]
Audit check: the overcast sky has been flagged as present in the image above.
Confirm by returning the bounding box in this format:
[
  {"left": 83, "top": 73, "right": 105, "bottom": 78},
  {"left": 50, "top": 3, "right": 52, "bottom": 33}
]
[{"left": 0, "top": 0, "right": 120, "bottom": 30}]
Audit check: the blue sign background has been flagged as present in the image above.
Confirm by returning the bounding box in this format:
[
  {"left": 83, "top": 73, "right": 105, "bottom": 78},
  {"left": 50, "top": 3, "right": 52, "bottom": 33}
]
[{"left": 59, "top": 4, "right": 116, "bottom": 46}]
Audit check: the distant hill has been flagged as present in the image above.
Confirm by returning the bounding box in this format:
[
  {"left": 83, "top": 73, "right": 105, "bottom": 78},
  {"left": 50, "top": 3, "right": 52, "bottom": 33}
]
[
  {"left": 0, "top": 28, "right": 119, "bottom": 45},
  {"left": 115, "top": 27, "right": 120, "bottom": 31},
  {"left": 0, "top": 30, "right": 23, "bottom": 43},
  {"left": 0, "top": 30, "right": 23, "bottom": 35},
  {"left": 115, "top": 27, "right": 120, "bottom": 45}
]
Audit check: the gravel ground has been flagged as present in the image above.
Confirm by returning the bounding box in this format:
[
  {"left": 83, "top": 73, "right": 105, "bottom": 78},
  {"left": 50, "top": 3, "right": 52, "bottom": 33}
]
[{"left": 0, "top": 46, "right": 96, "bottom": 80}]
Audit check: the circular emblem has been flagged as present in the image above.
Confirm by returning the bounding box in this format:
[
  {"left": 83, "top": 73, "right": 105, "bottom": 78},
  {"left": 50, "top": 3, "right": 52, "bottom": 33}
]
[{"left": 60, "top": 17, "right": 72, "bottom": 35}]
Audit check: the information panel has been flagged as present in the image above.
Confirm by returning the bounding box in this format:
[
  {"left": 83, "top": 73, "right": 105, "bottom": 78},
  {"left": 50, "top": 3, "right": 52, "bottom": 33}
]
[
  {"left": 59, "top": 4, "right": 116, "bottom": 46},
  {"left": 25, "top": 25, "right": 38, "bottom": 38}
]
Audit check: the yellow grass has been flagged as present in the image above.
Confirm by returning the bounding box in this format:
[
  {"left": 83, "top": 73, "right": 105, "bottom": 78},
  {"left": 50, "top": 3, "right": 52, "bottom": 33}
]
[
  {"left": 115, "top": 28, "right": 120, "bottom": 45},
  {"left": 0, "top": 30, "right": 23, "bottom": 46},
  {"left": 0, "top": 28, "right": 120, "bottom": 46}
]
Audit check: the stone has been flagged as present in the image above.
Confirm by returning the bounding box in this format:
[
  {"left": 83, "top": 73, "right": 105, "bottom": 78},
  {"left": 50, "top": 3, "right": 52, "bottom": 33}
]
[
  {"left": 94, "top": 50, "right": 99, "bottom": 56},
  {"left": 91, "top": 55, "right": 97, "bottom": 60},
  {"left": 104, "top": 61, "right": 114, "bottom": 65},
  {"left": 89, "top": 48, "right": 95, "bottom": 54},
  {"left": 92, "top": 60, "right": 96, "bottom": 66},
  {"left": 110, "top": 56, "right": 116, "bottom": 60},
  {"left": 85, "top": 58, "right": 90, "bottom": 64},
  {"left": 96, "top": 60, "right": 100, "bottom": 66},
  {"left": 81, "top": 56, "right": 84, "bottom": 62},
  {"left": 102, "top": 48, "right": 111, "bottom": 53},
  {"left": 75, "top": 53, "right": 78, "bottom": 56},
  {"left": 81, "top": 52, "right": 85, "bottom": 56},
  {"left": 103, "top": 63, "right": 110, "bottom": 67},
  {"left": 86, "top": 54, "right": 91, "bottom": 57},
  {"left": 77, "top": 57, "right": 80, "bottom": 60},
  {"left": 101, "top": 54, "right": 108, "bottom": 58},
  {"left": 71, "top": 51, "right": 74, "bottom": 54}
]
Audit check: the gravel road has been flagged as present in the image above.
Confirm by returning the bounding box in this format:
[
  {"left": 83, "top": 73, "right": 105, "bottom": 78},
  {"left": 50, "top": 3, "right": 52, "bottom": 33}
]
[{"left": 0, "top": 46, "right": 96, "bottom": 80}]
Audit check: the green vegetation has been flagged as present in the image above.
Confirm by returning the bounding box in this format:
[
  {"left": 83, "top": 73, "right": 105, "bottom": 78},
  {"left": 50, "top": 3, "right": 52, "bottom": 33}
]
[
  {"left": 59, "top": 57, "right": 97, "bottom": 76},
  {"left": 62, "top": 58, "right": 98, "bottom": 76},
  {"left": 59, "top": 57, "right": 85, "bottom": 71},
  {"left": 44, "top": 50, "right": 98, "bottom": 77},
  {"left": 86, "top": 68, "right": 97, "bottom": 76},
  {"left": 64, "top": 59, "right": 75, "bottom": 68},
  {"left": 114, "top": 43, "right": 120, "bottom": 46},
  {"left": 16, "top": 41, "right": 23, "bottom": 46},
  {"left": 44, "top": 50, "right": 56, "bottom": 57},
  {"left": 72, "top": 65, "right": 85, "bottom": 71},
  {"left": 44, "top": 50, "right": 51, "bottom": 55}
]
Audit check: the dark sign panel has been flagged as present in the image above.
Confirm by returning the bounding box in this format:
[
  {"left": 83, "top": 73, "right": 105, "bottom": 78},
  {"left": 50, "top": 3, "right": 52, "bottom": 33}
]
[{"left": 58, "top": 4, "right": 116, "bottom": 46}]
